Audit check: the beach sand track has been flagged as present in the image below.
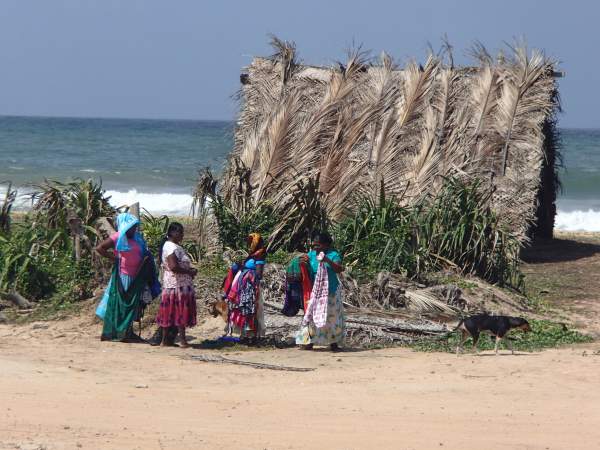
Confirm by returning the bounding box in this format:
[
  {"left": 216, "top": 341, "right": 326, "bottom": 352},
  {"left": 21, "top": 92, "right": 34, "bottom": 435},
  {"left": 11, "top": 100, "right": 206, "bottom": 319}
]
[{"left": 1, "top": 319, "right": 599, "bottom": 450}]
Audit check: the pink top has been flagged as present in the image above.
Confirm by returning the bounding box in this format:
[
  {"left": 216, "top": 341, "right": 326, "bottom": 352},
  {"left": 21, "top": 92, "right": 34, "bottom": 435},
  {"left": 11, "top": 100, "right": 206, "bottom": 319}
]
[
  {"left": 161, "top": 241, "right": 194, "bottom": 289},
  {"left": 110, "top": 232, "right": 143, "bottom": 277}
]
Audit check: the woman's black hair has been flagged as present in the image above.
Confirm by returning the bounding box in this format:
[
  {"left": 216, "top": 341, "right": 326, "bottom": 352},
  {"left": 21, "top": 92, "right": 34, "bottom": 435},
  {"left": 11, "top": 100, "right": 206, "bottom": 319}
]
[
  {"left": 313, "top": 231, "right": 333, "bottom": 246},
  {"left": 158, "top": 222, "right": 185, "bottom": 264}
]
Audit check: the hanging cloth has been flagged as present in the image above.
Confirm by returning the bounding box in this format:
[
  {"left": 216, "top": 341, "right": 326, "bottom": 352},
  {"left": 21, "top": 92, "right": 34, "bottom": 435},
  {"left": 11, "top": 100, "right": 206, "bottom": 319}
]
[{"left": 302, "top": 262, "right": 328, "bottom": 328}]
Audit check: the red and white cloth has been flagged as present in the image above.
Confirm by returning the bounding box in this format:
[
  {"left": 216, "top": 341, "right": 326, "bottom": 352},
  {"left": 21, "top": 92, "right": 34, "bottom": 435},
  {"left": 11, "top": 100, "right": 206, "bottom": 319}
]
[{"left": 302, "top": 262, "right": 329, "bottom": 328}]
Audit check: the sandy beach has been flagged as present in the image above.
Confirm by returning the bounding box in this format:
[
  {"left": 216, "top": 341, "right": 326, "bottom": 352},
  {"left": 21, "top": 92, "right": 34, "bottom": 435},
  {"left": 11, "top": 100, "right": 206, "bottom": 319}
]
[
  {"left": 1, "top": 314, "right": 599, "bottom": 450},
  {"left": 2, "top": 232, "right": 600, "bottom": 450}
]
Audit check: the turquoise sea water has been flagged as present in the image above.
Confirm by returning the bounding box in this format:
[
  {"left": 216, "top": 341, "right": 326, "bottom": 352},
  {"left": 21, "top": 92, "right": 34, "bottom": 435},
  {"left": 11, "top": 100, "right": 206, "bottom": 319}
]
[
  {"left": 0, "top": 116, "right": 598, "bottom": 229},
  {"left": 0, "top": 116, "right": 231, "bottom": 193}
]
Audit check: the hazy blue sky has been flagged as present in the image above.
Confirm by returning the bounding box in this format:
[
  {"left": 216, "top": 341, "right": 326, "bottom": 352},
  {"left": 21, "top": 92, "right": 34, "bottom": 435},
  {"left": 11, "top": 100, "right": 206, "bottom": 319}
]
[{"left": 0, "top": 0, "right": 597, "bottom": 127}]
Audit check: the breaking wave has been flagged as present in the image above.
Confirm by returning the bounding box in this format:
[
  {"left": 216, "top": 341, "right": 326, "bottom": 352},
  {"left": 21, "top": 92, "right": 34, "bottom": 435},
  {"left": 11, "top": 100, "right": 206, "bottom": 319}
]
[
  {"left": 105, "top": 190, "right": 194, "bottom": 216},
  {"left": 555, "top": 209, "right": 600, "bottom": 232}
]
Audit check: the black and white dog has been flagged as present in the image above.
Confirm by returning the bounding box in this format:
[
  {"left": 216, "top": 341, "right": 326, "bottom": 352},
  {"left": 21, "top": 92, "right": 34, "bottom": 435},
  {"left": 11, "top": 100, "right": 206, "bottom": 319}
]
[{"left": 456, "top": 313, "right": 531, "bottom": 355}]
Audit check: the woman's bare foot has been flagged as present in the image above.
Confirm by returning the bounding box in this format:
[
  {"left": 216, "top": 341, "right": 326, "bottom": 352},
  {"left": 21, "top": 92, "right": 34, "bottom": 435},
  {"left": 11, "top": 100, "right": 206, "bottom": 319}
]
[{"left": 178, "top": 327, "right": 188, "bottom": 348}]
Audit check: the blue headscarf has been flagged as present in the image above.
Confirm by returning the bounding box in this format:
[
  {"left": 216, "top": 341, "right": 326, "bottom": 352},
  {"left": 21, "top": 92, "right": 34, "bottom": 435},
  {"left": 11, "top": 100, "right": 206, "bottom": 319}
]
[{"left": 115, "top": 213, "right": 147, "bottom": 254}]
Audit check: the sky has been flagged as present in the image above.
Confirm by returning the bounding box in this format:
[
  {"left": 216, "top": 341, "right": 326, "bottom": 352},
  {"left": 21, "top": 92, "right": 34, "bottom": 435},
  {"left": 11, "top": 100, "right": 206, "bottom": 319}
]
[{"left": 0, "top": 0, "right": 597, "bottom": 128}]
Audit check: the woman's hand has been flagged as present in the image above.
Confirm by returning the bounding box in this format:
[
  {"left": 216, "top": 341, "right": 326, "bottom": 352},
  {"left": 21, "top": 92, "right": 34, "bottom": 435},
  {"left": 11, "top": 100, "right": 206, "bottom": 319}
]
[
  {"left": 96, "top": 237, "right": 116, "bottom": 261},
  {"left": 300, "top": 254, "right": 309, "bottom": 264}
]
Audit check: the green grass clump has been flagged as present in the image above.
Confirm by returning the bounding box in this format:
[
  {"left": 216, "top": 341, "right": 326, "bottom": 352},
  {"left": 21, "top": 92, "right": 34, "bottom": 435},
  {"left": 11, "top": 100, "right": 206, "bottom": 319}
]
[
  {"left": 334, "top": 177, "right": 522, "bottom": 287},
  {"left": 411, "top": 319, "right": 592, "bottom": 353}
]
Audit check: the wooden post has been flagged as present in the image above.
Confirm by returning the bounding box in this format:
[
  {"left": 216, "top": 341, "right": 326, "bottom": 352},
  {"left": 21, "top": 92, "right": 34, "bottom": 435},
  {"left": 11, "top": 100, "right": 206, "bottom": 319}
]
[
  {"left": 130, "top": 202, "right": 140, "bottom": 219},
  {"left": 96, "top": 217, "right": 116, "bottom": 237},
  {"left": 68, "top": 217, "right": 83, "bottom": 263}
]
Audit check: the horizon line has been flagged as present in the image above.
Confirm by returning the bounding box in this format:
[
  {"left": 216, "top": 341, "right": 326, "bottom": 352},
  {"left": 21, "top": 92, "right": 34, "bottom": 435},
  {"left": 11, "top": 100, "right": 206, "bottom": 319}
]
[
  {"left": 0, "top": 113, "right": 597, "bottom": 130},
  {"left": 0, "top": 113, "right": 235, "bottom": 123}
]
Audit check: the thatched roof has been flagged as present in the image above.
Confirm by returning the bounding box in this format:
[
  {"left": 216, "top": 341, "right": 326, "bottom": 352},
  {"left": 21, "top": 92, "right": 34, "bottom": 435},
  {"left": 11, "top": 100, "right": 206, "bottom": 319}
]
[{"left": 225, "top": 38, "right": 560, "bottom": 240}]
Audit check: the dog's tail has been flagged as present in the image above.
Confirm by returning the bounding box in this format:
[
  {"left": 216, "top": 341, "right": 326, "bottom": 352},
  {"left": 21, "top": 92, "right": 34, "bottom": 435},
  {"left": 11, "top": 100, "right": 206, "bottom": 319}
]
[{"left": 430, "top": 317, "right": 465, "bottom": 341}]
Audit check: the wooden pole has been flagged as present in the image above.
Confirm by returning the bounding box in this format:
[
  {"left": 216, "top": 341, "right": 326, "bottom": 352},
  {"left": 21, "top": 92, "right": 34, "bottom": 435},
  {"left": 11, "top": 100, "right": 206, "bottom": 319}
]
[
  {"left": 130, "top": 202, "right": 140, "bottom": 219},
  {"left": 68, "top": 217, "right": 83, "bottom": 263}
]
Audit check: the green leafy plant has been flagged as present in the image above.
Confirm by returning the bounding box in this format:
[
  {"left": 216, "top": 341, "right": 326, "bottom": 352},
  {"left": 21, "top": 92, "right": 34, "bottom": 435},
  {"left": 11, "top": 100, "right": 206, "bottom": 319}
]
[
  {"left": 210, "top": 195, "right": 279, "bottom": 250},
  {"left": 0, "top": 223, "right": 63, "bottom": 299},
  {"left": 334, "top": 177, "right": 522, "bottom": 286},
  {"left": 29, "top": 178, "right": 115, "bottom": 245},
  {"left": 140, "top": 210, "right": 170, "bottom": 256}
]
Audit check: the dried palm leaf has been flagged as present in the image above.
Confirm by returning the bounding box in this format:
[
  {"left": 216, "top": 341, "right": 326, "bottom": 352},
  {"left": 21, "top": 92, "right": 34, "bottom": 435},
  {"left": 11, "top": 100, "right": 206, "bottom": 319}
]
[
  {"left": 405, "top": 289, "right": 459, "bottom": 315},
  {"left": 253, "top": 92, "right": 301, "bottom": 202}
]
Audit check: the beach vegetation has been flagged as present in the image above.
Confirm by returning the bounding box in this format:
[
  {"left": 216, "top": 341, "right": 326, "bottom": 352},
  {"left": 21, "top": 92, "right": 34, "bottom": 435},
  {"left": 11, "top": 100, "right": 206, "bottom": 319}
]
[
  {"left": 0, "top": 179, "right": 113, "bottom": 308},
  {"left": 29, "top": 178, "right": 114, "bottom": 243},
  {"left": 140, "top": 210, "right": 170, "bottom": 256},
  {"left": 335, "top": 177, "right": 522, "bottom": 287},
  {"left": 0, "top": 220, "right": 94, "bottom": 302},
  {"left": 0, "top": 182, "right": 17, "bottom": 233}
]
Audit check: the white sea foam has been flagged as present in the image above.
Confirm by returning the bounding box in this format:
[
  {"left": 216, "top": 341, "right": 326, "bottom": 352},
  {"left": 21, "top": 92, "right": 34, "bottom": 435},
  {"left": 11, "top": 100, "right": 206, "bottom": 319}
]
[
  {"left": 0, "top": 188, "right": 32, "bottom": 211},
  {"left": 105, "top": 189, "right": 194, "bottom": 216},
  {"left": 3, "top": 184, "right": 599, "bottom": 229},
  {"left": 80, "top": 169, "right": 97, "bottom": 173},
  {"left": 555, "top": 209, "right": 600, "bottom": 232}
]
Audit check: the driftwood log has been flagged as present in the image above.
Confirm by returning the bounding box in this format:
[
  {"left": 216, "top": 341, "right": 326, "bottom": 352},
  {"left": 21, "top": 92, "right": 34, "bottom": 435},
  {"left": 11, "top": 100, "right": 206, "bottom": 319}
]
[
  {"left": 0, "top": 291, "right": 33, "bottom": 309},
  {"left": 189, "top": 354, "right": 315, "bottom": 372}
]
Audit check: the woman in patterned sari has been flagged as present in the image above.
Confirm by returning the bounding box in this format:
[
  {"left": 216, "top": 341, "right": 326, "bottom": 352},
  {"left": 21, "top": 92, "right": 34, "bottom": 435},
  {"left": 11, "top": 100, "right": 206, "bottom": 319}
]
[{"left": 296, "top": 231, "right": 345, "bottom": 351}]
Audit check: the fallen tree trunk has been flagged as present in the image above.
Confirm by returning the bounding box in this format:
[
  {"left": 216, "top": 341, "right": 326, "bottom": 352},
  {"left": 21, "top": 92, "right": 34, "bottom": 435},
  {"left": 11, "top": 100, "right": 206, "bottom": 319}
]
[
  {"left": 0, "top": 291, "right": 33, "bottom": 309},
  {"left": 345, "top": 317, "right": 449, "bottom": 334}
]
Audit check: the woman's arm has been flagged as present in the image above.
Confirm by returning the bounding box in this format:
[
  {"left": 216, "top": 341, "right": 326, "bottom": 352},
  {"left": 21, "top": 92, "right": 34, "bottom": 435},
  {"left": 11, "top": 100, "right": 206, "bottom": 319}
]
[
  {"left": 166, "top": 253, "right": 197, "bottom": 277},
  {"left": 95, "top": 237, "right": 116, "bottom": 261},
  {"left": 255, "top": 262, "right": 264, "bottom": 279},
  {"left": 323, "top": 255, "right": 344, "bottom": 273}
]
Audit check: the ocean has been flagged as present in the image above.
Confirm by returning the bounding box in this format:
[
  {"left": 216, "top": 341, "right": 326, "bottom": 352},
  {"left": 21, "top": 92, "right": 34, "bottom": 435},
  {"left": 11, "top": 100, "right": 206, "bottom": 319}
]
[{"left": 0, "top": 116, "right": 598, "bottom": 231}]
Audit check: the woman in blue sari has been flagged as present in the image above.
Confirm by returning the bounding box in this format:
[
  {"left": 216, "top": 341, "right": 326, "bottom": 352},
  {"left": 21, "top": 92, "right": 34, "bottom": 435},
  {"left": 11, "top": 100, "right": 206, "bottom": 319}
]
[{"left": 96, "top": 213, "right": 160, "bottom": 342}]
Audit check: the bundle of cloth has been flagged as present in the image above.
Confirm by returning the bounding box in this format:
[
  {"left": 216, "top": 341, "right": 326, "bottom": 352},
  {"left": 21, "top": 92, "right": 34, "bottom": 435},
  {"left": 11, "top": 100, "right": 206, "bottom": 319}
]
[
  {"left": 282, "top": 256, "right": 314, "bottom": 316},
  {"left": 221, "top": 233, "right": 267, "bottom": 339}
]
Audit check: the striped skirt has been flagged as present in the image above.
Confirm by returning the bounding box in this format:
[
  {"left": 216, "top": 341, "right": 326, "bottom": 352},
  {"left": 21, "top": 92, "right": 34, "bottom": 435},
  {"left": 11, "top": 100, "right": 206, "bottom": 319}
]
[{"left": 156, "top": 285, "right": 197, "bottom": 328}]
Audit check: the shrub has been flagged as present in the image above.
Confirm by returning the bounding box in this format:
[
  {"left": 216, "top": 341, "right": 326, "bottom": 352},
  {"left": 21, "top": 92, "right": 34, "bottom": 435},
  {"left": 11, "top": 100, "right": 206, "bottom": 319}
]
[
  {"left": 334, "top": 177, "right": 522, "bottom": 286},
  {"left": 140, "top": 210, "right": 170, "bottom": 256},
  {"left": 0, "top": 217, "right": 97, "bottom": 302},
  {"left": 211, "top": 196, "right": 279, "bottom": 250},
  {"left": 30, "top": 178, "right": 114, "bottom": 241}
]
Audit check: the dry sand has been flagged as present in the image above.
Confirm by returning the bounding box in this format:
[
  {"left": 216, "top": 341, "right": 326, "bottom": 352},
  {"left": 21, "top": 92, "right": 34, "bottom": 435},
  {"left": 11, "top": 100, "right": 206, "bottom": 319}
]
[
  {"left": 3, "top": 231, "right": 600, "bottom": 450},
  {"left": 1, "top": 316, "right": 599, "bottom": 450}
]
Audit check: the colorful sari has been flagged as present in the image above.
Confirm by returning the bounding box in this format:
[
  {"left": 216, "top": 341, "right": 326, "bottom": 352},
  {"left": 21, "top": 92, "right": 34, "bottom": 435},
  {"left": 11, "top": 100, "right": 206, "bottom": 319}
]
[
  {"left": 295, "top": 249, "right": 345, "bottom": 347},
  {"left": 101, "top": 258, "right": 154, "bottom": 341},
  {"left": 97, "top": 213, "right": 160, "bottom": 341}
]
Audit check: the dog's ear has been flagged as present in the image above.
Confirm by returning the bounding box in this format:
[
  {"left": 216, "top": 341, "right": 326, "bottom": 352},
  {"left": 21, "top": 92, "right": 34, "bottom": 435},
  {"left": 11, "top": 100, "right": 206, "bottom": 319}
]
[{"left": 208, "top": 301, "right": 219, "bottom": 318}]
